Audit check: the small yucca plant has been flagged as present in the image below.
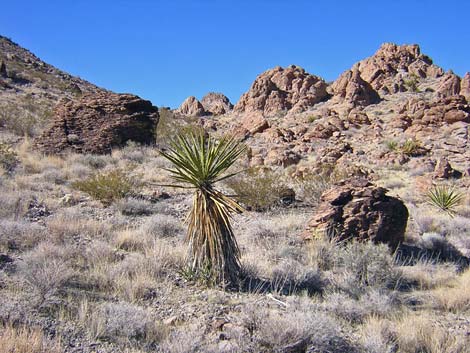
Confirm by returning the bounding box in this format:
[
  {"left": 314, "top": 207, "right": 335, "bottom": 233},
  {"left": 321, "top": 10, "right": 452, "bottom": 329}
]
[
  {"left": 160, "top": 132, "right": 246, "bottom": 285},
  {"left": 426, "top": 185, "right": 464, "bottom": 216}
]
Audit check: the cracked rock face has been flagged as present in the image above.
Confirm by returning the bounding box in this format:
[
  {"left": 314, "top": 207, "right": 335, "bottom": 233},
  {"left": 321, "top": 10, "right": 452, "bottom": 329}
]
[
  {"left": 35, "top": 92, "right": 159, "bottom": 154},
  {"left": 201, "top": 92, "right": 233, "bottom": 115},
  {"left": 304, "top": 178, "right": 408, "bottom": 250},
  {"left": 234, "top": 65, "right": 329, "bottom": 115}
]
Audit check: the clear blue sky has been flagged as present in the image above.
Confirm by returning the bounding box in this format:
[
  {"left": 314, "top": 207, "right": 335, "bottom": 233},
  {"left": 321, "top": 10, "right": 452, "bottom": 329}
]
[{"left": 1, "top": 0, "right": 468, "bottom": 108}]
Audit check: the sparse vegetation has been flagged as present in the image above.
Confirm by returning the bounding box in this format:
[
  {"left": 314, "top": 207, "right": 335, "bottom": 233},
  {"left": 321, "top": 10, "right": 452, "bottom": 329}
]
[
  {"left": 401, "top": 138, "right": 423, "bottom": 156},
  {"left": 72, "top": 169, "right": 140, "bottom": 205},
  {"left": 404, "top": 73, "right": 420, "bottom": 92},
  {"left": 227, "top": 167, "right": 293, "bottom": 211},
  {"left": 0, "top": 142, "right": 19, "bottom": 173}
]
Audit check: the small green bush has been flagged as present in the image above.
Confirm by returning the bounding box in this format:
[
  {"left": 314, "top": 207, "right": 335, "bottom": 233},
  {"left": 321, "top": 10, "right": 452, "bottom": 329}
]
[
  {"left": 404, "top": 74, "right": 420, "bottom": 92},
  {"left": 0, "top": 143, "right": 19, "bottom": 173},
  {"left": 384, "top": 140, "right": 398, "bottom": 152},
  {"left": 401, "top": 139, "right": 423, "bottom": 156},
  {"left": 226, "top": 167, "right": 292, "bottom": 211},
  {"left": 72, "top": 169, "right": 140, "bottom": 205},
  {"left": 426, "top": 185, "right": 464, "bottom": 216}
]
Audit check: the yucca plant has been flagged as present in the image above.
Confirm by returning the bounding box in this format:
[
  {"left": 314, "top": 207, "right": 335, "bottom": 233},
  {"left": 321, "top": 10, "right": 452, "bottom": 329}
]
[
  {"left": 426, "top": 185, "right": 464, "bottom": 217},
  {"left": 160, "top": 132, "right": 246, "bottom": 285}
]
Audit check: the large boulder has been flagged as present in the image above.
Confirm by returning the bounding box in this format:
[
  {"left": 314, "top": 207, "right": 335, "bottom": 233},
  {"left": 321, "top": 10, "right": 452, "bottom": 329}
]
[
  {"left": 176, "top": 96, "right": 207, "bottom": 116},
  {"left": 303, "top": 178, "right": 408, "bottom": 249},
  {"left": 234, "top": 65, "right": 329, "bottom": 115},
  {"left": 201, "top": 92, "right": 233, "bottom": 115},
  {"left": 330, "top": 68, "right": 381, "bottom": 107},
  {"left": 35, "top": 92, "right": 159, "bottom": 154}
]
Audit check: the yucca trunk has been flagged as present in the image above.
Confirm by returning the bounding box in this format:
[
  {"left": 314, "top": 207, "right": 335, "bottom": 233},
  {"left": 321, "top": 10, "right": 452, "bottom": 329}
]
[{"left": 186, "top": 186, "right": 242, "bottom": 285}]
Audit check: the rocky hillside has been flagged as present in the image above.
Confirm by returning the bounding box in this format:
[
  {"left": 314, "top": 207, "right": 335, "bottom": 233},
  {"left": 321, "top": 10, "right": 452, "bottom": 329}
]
[
  {"left": 0, "top": 35, "right": 104, "bottom": 137},
  {"left": 175, "top": 43, "right": 469, "bottom": 177}
]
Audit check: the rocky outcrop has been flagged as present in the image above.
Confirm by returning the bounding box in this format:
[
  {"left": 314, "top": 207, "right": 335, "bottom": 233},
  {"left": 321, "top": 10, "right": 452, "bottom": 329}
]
[
  {"left": 176, "top": 96, "right": 207, "bottom": 117},
  {"left": 35, "top": 92, "right": 159, "bottom": 154},
  {"left": 355, "top": 43, "right": 444, "bottom": 94},
  {"left": 400, "top": 95, "right": 470, "bottom": 127},
  {"left": 201, "top": 92, "right": 233, "bottom": 115},
  {"left": 234, "top": 65, "right": 329, "bottom": 115},
  {"left": 437, "top": 71, "right": 461, "bottom": 98},
  {"left": 304, "top": 178, "right": 408, "bottom": 250},
  {"left": 461, "top": 72, "right": 470, "bottom": 102},
  {"left": 330, "top": 68, "right": 381, "bottom": 107}
]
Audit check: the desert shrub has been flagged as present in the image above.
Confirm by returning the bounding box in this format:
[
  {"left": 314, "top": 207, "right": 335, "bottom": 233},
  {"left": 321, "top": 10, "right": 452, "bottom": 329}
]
[
  {"left": 426, "top": 184, "right": 464, "bottom": 216},
  {"left": 270, "top": 259, "right": 324, "bottom": 295},
  {"left": 140, "top": 214, "right": 183, "bottom": 238},
  {"left": 0, "top": 323, "right": 62, "bottom": 353},
  {"left": 73, "top": 154, "right": 111, "bottom": 169},
  {"left": 384, "top": 139, "right": 398, "bottom": 152},
  {"left": 0, "top": 220, "right": 45, "bottom": 251},
  {"left": 401, "top": 139, "right": 423, "bottom": 156},
  {"left": 85, "top": 302, "right": 167, "bottom": 346},
  {"left": 239, "top": 305, "right": 359, "bottom": 353},
  {"left": 16, "top": 243, "right": 74, "bottom": 306},
  {"left": 226, "top": 167, "right": 292, "bottom": 211},
  {"left": 72, "top": 169, "right": 140, "bottom": 205},
  {"left": 293, "top": 170, "right": 333, "bottom": 206},
  {"left": 404, "top": 73, "right": 420, "bottom": 92},
  {"left": 323, "top": 289, "right": 396, "bottom": 323},
  {"left": 156, "top": 107, "right": 204, "bottom": 148},
  {"left": 0, "top": 143, "right": 19, "bottom": 173},
  {"left": 334, "top": 241, "right": 400, "bottom": 295},
  {"left": 115, "top": 197, "right": 154, "bottom": 216}
]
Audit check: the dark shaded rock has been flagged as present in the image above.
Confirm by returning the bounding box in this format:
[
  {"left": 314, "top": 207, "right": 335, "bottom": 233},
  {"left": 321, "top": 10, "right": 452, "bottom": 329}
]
[
  {"left": 34, "top": 92, "right": 159, "bottom": 154},
  {"left": 304, "top": 178, "right": 408, "bottom": 249},
  {"left": 434, "top": 157, "right": 462, "bottom": 179},
  {"left": 0, "top": 61, "right": 7, "bottom": 78}
]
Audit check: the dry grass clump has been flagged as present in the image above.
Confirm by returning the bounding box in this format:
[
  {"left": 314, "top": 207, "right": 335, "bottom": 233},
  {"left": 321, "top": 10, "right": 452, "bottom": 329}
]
[
  {"left": 428, "top": 269, "right": 470, "bottom": 312},
  {"left": 80, "top": 301, "right": 167, "bottom": 347},
  {"left": 140, "top": 214, "right": 183, "bottom": 238},
  {"left": 46, "top": 209, "right": 111, "bottom": 243},
  {"left": 399, "top": 262, "right": 458, "bottom": 290},
  {"left": 115, "top": 197, "right": 155, "bottom": 216},
  {"left": 16, "top": 243, "right": 74, "bottom": 306},
  {"left": 360, "top": 314, "right": 470, "bottom": 353},
  {"left": 238, "top": 304, "right": 359, "bottom": 353},
  {"left": 0, "top": 323, "right": 62, "bottom": 353},
  {"left": 0, "top": 219, "right": 45, "bottom": 252}
]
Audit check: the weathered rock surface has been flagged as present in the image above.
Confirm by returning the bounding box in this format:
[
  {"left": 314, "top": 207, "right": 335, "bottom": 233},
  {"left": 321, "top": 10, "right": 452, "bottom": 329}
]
[
  {"left": 35, "top": 92, "right": 159, "bottom": 154},
  {"left": 201, "top": 92, "right": 233, "bottom": 115},
  {"left": 234, "top": 65, "right": 329, "bottom": 115},
  {"left": 461, "top": 72, "right": 470, "bottom": 102},
  {"left": 330, "top": 68, "right": 381, "bottom": 106},
  {"left": 176, "top": 96, "right": 207, "bottom": 116},
  {"left": 355, "top": 43, "right": 443, "bottom": 94},
  {"left": 400, "top": 95, "right": 470, "bottom": 127},
  {"left": 0, "top": 61, "right": 7, "bottom": 78},
  {"left": 437, "top": 71, "right": 461, "bottom": 98},
  {"left": 304, "top": 178, "right": 408, "bottom": 249}
]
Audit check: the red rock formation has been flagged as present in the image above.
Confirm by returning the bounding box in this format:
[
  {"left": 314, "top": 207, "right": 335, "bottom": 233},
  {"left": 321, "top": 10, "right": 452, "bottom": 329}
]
[
  {"left": 355, "top": 43, "right": 444, "bottom": 94},
  {"left": 176, "top": 96, "right": 207, "bottom": 116},
  {"left": 201, "top": 92, "right": 233, "bottom": 115},
  {"left": 330, "top": 68, "right": 381, "bottom": 107},
  {"left": 35, "top": 92, "right": 159, "bottom": 154},
  {"left": 234, "top": 65, "right": 329, "bottom": 115},
  {"left": 437, "top": 71, "right": 461, "bottom": 98}
]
